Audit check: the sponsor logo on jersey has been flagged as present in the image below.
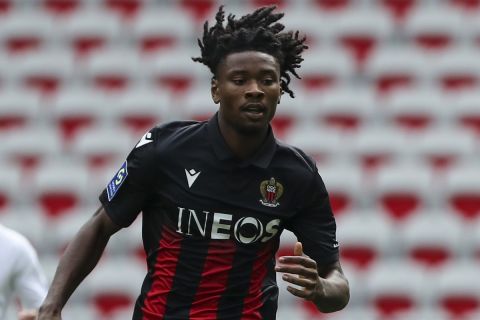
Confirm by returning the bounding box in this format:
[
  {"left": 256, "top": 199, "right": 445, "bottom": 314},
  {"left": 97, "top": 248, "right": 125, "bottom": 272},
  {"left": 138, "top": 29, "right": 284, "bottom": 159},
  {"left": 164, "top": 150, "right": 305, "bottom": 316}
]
[
  {"left": 176, "top": 207, "right": 281, "bottom": 244},
  {"left": 136, "top": 131, "right": 153, "bottom": 148},
  {"left": 259, "top": 177, "right": 283, "bottom": 207},
  {"left": 107, "top": 160, "right": 128, "bottom": 201}
]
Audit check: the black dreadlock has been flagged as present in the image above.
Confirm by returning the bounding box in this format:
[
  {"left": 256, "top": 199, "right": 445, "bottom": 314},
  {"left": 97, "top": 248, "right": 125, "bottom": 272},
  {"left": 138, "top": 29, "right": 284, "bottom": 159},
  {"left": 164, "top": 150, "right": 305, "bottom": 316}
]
[{"left": 192, "top": 5, "right": 308, "bottom": 98}]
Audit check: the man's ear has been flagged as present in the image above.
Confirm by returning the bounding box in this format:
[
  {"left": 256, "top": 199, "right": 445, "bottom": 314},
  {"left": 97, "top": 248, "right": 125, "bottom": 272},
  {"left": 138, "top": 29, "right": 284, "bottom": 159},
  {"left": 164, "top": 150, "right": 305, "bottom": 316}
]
[{"left": 211, "top": 78, "right": 220, "bottom": 104}]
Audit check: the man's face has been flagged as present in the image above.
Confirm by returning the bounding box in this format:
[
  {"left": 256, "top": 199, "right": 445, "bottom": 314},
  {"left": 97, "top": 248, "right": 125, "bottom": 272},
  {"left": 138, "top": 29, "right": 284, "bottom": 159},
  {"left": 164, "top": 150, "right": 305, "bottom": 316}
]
[{"left": 212, "top": 51, "right": 282, "bottom": 135}]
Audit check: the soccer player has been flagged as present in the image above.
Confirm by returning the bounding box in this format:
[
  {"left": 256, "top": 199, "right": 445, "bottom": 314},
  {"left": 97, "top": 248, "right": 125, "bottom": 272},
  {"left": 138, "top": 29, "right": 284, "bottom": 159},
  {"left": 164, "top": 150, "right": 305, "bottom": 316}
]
[
  {"left": 0, "top": 224, "right": 47, "bottom": 320},
  {"left": 38, "top": 5, "right": 349, "bottom": 319}
]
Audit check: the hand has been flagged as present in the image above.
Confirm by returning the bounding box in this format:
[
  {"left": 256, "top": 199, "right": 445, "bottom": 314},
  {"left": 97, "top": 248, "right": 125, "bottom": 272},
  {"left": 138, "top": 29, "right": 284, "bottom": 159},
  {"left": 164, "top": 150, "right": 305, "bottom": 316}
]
[
  {"left": 18, "top": 309, "right": 37, "bottom": 320},
  {"left": 275, "top": 242, "right": 325, "bottom": 302},
  {"left": 36, "top": 305, "right": 62, "bottom": 320}
]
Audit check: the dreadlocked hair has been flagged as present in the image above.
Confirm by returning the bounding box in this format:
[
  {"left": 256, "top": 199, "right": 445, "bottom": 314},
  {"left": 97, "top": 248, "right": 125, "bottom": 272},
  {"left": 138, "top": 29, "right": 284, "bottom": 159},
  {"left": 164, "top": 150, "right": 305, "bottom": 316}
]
[{"left": 192, "top": 5, "right": 308, "bottom": 98}]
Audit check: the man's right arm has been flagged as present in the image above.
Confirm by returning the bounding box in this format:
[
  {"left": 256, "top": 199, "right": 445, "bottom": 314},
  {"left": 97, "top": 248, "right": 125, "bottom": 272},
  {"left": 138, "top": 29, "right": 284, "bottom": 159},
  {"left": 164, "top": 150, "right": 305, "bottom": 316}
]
[{"left": 38, "top": 206, "right": 121, "bottom": 319}]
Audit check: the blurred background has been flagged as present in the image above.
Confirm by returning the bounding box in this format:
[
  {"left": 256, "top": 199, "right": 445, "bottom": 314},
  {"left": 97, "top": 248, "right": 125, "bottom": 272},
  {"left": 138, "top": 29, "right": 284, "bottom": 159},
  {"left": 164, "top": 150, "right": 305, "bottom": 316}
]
[{"left": 0, "top": 0, "right": 480, "bottom": 319}]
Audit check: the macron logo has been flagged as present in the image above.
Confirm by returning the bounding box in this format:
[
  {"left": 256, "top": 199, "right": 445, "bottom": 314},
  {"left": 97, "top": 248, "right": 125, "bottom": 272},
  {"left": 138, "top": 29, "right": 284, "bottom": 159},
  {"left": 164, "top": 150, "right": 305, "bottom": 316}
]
[
  {"left": 136, "top": 132, "right": 153, "bottom": 148},
  {"left": 185, "top": 169, "right": 201, "bottom": 188}
]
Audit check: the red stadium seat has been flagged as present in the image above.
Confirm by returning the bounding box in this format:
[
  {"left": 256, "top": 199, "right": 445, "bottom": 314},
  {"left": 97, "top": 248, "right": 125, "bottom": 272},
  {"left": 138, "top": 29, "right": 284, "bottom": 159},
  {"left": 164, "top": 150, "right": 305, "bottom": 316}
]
[
  {"left": 132, "top": 9, "right": 195, "bottom": 54},
  {"left": 30, "top": 160, "right": 89, "bottom": 219},
  {"left": 380, "top": 0, "right": 417, "bottom": 22},
  {"left": 112, "top": 86, "right": 170, "bottom": 135},
  {"left": 298, "top": 46, "right": 355, "bottom": 92},
  {"left": 0, "top": 87, "right": 42, "bottom": 132},
  {"left": 399, "top": 211, "right": 463, "bottom": 268},
  {"left": 404, "top": 6, "right": 463, "bottom": 52},
  {"left": 50, "top": 87, "right": 108, "bottom": 141},
  {"left": 371, "top": 161, "right": 435, "bottom": 221},
  {"left": 179, "top": 0, "right": 217, "bottom": 22},
  {"left": 336, "top": 211, "right": 394, "bottom": 270},
  {"left": 447, "top": 90, "right": 480, "bottom": 136},
  {"left": 83, "top": 46, "right": 144, "bottom": 92},
  {"left": 0, "top": 11, "right": 55, "bottom": 54},
  {"left": 59, "top": 9, "right": 123, "bottom": 58},
  {"left": 42, "top": 0, "right": 80, "bottom": 16},
  {"left": 432, "top": 262, "right": 480, "bottom": 318},
  {"left": 0, "top": 0, "right": 11, "bottom": 14},
  {"left": 365, "top": 45, "right": 428, "bottom": 94},
  {"left": 329, "top": 8, "right": 394, "bottom": 67},
  {"left": 314, "top": 0, "right": 352, "bottom": 11},
  {"left": 103, "top": 0, "right": 143, "bottom": 19},
  {"left": 366, "top": 261, "right": 427, "bottom": 317},
  {"left": 450, "top": 0, "right": 480, "bottom": 10},
  {"left": 443, "top": 162, "right": 480, "bottom": 220},
  {"left": 382, "top": 86, "right": 444, "bottom": 132}
]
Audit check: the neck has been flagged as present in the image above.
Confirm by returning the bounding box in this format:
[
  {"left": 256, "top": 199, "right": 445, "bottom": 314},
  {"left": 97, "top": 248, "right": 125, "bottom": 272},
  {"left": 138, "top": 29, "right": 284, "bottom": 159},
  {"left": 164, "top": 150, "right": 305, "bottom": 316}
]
[{"left": 218, "top": 119, "right": 269, "bottom": 160}]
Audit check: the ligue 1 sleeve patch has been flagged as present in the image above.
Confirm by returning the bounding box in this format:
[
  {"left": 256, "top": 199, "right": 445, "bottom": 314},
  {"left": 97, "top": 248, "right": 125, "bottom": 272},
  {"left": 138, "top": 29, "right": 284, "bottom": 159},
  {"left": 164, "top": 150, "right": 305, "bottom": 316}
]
[{"left": 107, "top": 160, "right": 128, "bottom": 201}]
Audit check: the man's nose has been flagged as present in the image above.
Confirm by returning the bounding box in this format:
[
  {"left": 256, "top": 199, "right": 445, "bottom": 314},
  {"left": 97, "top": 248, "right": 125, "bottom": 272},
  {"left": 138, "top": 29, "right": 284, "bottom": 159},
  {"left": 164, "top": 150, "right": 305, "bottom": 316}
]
[{"left": 245, "top": 81, "right": 264, "bottom": 98}]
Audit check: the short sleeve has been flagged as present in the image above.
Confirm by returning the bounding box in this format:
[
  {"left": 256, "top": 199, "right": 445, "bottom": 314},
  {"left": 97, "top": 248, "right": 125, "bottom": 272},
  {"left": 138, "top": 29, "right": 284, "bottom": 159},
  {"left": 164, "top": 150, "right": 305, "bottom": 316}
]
[
  {"left": 286, "top": 167, "right": 339, "bottom": 265},
  {"left": 99, "top": 129, "right": 158, "bottom": 227},
  {"left": 13, "top": 239, "right": 47, "bottom": 309}
]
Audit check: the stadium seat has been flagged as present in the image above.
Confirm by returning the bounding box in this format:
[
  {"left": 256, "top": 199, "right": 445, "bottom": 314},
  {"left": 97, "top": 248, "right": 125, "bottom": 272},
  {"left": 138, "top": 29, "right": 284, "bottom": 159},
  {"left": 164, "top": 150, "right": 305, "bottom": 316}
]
[
  {"left": 365, "top": 260, "right": 429, "bottom": 318},
  {"left": 431, "top": 262, "right": 480, "bottom": 318},
  {"left": 0, "top": 11, "right": 56, "bottom": 54},
  {"left": 279, "top": 9, "right": 334, "bottom": 47},
  {"left": 365, "top": 45, "right": 429, "bottom": 94},
  {"left": 0, "top": 163, "right": 22, "bottom": 212},
  {"left": 449, "top": 0, "right": 480, "bottom": 11},
  {"left": 327, "top": 8, "right": 394, "bottom": 67},
  {"left": 101, "top": 0, "right": 145, "bottom": 20},
  {"left": 316, "top": 162, "right": 365, "bottom": 215},
  {"left": 180, "top": 84, "right": 218, "bottom": 122},
  {"left": 446, "top": 90, "right": 480, "bottom": 135},
  {"left": 144, "top": 47, "right": 206, "bottom": 96},
  {"left": 84, "top": 257, "right": 145, "bottom": 317},
  {"left": 69, "top": 125, "right": 134, "bottom": 169},
  {"left": 308, "top": 86, "right": 376, "bottom": 131},
  {"left": 49, "top": 86, "right": 109, "bottom": 141},
  {"left": 111, "top": 85, "right": 171, "bottom": 135},
  {"left": 282, "top": 125, "right": 348, "bottom": 163},
  {"left": 398, "top": 211, "right": 464, "bottom": 268},
  {"left": 269, "top": 93, "right": 304, "bottom": 138},
  {"left": 9, "top": 49, "right": 75, "bottom": 96},
  {"left": 382, "top": 85, "right": 444, "bottom": 131},
  {"left": 389, "top": 307, "right": 451, "bottom": 320},
  {"left": 313, "top": 0, "right": 356, "bottom": 12},
  {"left": 179, "top": 0, "right": 218, "bottom": 23},
  {"left": 403, "top": 6, "right": 464, "bottom": 51},
  {"left": 348, "top": 126, "right": 408, "bottom": 171},
  {"left": 0, "top": 126, "right": 63, "bottom": 170},
  {"left": 82, "top": 46, "right": 145, "bottom": 92},
  {"left": 442, "top": 161, "right": 480, "bottom": 220},
  {"left": 59, "top": 8, "right": 124, "bottom": 57},
  {"left": 370, "top": 160, "right": 436, "bottom": 221},
  {"left": 298, "top": 46, "right": 355, "bottom": 91},
  {"left": 430, "top": 47, "right": 480, "bottom": 91},
  {"left": 40, "top": 0, "right": 83, "bottom": 16},
  {"left": 30, "top": 160, "right": 89, "bottom": 219},
  {"left": 131, "top": 8, "right": 196, "bottom": 54},
  {"left": 378, "top": 0, "right": 419, "bottom": 22},
  {"left": 0, "top": 86, "right": 42, "bottom": 131},
  {"left": 408, "top": 126, "right": 477, "bottom": 170},
  {"left": 336, "top": 211, "right": 394, "bottom": 270}
]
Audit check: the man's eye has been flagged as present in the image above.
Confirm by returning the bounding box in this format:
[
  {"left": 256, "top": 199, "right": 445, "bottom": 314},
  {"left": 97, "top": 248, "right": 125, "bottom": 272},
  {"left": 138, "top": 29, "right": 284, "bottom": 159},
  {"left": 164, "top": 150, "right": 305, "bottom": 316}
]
[
  {"left": 263, "top": 79, "right": 274, "bottom": 85},
  {"left": 232, "top": 79, "right": 245, "bottom": 85}
]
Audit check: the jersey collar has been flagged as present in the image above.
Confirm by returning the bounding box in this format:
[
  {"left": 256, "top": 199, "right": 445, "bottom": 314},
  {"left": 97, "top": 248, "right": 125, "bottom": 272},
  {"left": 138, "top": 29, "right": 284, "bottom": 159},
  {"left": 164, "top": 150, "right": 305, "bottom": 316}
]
[{"left": 207, "top": 113, "right": 277, "bottom": 168}]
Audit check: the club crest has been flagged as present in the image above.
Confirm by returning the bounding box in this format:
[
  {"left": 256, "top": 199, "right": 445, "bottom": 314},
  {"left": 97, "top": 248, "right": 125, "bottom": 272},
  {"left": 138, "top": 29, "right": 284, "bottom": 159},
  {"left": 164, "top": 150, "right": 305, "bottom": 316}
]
[{"left": 260, "top": 177, "right": 284, "bottom": 207}]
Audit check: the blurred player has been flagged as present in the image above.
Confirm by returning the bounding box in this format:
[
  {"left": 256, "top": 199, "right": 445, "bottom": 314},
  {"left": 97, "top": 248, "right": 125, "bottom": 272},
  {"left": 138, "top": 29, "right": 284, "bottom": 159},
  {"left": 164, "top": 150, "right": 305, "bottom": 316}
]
[
  {"left": 38, "top": 5, "right": 349, "bottom": 319},
  {"left": 0, "top": 224, "right": 47, "bottom": 320}
]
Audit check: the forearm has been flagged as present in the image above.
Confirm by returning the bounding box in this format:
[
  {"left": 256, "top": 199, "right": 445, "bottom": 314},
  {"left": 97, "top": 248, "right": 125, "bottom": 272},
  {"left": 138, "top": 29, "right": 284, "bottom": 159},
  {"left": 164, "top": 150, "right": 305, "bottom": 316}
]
[
  {"left": 40, "top": 211, "right": 114, "bottom": 314},
  {"left": 313, "top": 269, "right": 349, "bottom": 313}
]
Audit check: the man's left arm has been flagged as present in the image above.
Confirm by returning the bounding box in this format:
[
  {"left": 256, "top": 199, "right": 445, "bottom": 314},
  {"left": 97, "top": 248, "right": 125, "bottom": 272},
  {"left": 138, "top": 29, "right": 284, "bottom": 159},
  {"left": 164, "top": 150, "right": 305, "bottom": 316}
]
[{"left": 275, "top": 242, "right": 349, "bottom": 313}]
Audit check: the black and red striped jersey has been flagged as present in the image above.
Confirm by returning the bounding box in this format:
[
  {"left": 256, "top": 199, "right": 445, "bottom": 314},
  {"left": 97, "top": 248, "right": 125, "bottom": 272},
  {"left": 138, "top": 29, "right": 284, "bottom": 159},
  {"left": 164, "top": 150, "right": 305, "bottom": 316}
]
[{"left": 99, "top": 113, "right": 339, "bottom": 320}]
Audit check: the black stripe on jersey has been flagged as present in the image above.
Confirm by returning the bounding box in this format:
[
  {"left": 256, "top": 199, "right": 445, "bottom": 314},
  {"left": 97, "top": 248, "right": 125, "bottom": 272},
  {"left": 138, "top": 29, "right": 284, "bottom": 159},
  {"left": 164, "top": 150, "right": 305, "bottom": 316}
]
[
  {"left": 163, "top": 237, "right": 210, "bottom": 319},
  {"left": 132, "top": 216, "right": 163, "bottom": 320},
  {"left": 260, "top": 261, "right": 279, "bottom": 319},
  {"left": 217, "top": 244, "right": 259, "bottom": 320}
]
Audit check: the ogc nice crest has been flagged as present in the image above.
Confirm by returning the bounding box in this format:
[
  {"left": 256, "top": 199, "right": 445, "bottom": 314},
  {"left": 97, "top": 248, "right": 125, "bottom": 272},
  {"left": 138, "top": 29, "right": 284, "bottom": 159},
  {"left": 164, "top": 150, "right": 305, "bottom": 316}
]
[{"left": 259, "top": 177, "right": 284, "bottom": 207}]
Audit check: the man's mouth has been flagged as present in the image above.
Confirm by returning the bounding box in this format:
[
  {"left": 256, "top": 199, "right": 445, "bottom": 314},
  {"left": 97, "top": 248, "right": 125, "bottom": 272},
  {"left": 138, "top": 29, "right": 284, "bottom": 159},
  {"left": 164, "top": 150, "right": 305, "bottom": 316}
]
[{"left": 242, "top": 103, "right": 266, "bottom": 115}]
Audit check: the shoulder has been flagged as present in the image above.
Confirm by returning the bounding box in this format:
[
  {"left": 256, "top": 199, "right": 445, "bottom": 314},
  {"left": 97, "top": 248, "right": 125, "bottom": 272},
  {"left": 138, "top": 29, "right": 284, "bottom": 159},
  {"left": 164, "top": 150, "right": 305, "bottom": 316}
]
[
  {"left": 142, "top": 120, "right": 205, "bottom": 150},
  {"left": 275, "top": 140, "right": 317, "bottom": 174}
]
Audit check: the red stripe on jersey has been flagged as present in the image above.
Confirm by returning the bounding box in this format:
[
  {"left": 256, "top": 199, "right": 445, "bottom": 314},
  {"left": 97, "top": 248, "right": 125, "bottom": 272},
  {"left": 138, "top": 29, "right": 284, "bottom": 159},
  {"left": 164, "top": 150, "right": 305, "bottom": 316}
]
[
  {"left": 189, "top": 240, "right": 236, "bottom": 318},
  {"left": 142, "top": 226, "right": 182, "bottom": 319},
  {"left": 241, "top": 242, "right": 274, "bottom": 319}
]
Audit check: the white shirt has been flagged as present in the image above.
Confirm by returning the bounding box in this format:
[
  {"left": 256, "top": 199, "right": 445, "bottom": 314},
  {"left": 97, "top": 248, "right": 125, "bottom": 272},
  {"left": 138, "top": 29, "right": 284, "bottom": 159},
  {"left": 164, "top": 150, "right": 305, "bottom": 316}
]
[{"left": 0, "top": 224, "right": 47, "bottom": 320}]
